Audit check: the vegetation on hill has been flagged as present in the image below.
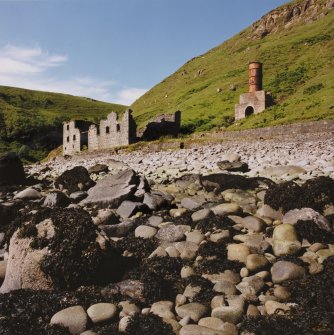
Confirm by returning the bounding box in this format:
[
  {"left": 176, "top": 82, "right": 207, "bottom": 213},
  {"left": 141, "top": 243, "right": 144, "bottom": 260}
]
[
  {"left": 131, "top": 0, "right": 334, "bottom": 132},
  {"left": 1, "top": 0, "right": 333, "bottom": 162},
  {"left": 0, "top": 86, "right": 126, "bottom": 162}
]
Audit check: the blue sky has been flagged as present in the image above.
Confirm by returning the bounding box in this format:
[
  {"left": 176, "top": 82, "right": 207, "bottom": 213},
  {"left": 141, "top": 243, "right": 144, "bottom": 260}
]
[{"left": 0, "top": 0, "right": 288, "bottom": 105}]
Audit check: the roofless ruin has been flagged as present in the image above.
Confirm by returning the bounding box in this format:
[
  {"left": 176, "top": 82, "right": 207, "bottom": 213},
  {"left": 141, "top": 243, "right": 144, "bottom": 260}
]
[{"left": 63, "top": 110, "right": 181, "bottom": 155}]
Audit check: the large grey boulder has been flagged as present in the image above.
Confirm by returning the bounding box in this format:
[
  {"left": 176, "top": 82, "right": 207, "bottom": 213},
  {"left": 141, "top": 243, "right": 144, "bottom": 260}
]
[
  {"left": 1, "top": 208, "right": 111, "bottom": 293},
  {"left": 81, "top": 169, "right": 143, "bottom": 208},
  {"left": 0, "top": 153, "right": 25, "bottom": 186},
  {"left": 0, "top": 223, "right": 54, "bottom": 293}
]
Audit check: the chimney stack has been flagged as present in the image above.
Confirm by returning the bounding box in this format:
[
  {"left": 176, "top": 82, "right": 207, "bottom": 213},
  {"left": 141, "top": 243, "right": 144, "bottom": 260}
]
[{"left": 249, "top": 61, "right": 263, "bottom": 93}]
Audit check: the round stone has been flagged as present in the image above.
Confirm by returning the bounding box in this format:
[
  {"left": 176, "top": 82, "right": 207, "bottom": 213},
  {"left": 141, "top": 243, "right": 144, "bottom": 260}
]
[
  {"left": 175, "top": 303, "right": 208, "bottom": 322},
  {"left": 134, "top": 225, "right": 157, "bottom": 239},
  {"left": 271, "top": 261, "right": 305, "bottom": 283},
  {"left": 51, "top": 306, "right": 87, "bottom": 335},
  {"left": 273, "top": 224, "right": 298, "bottom": 241},
  {"left": 87, "top": 303, "right": 117, "bottom": 323},
  {"left": 246, "top": 254, "right": 269, "bottom": 272},
  {"left": 227, "top": 244, "right": 250, "bottom": 263}
]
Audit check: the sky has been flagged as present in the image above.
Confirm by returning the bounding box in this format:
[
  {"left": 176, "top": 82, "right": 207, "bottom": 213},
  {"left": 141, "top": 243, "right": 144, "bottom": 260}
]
[{"left": 0, "top": 0, "right": 288, "bottom": 105}]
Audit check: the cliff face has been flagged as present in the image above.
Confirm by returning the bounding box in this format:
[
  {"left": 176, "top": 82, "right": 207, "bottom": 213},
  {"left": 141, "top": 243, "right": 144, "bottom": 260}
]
[{"left": 251, "top": 0, "right": 334, "bottom": 38}]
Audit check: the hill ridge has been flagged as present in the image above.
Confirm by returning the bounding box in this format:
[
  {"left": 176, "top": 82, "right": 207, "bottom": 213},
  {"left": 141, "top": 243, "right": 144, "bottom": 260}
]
[{"left": 131, "top": 0, "right": 334, "bottom": 132}]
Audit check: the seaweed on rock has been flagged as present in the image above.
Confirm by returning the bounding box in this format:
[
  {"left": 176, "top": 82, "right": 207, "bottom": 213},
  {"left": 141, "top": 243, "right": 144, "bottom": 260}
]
[
  {"left": 140, "top": 257, "right": 184, "bottom": 304},
  {"left": 196, "top": 212, "right": 235, "bottom": 235},
  {"left": 295, "top": 219, "right": 334, "bottom": 244},
  {"left": 240, "top": 257, "right": 334, "bottom": 335},
  {"left": 196, "top": 241, "right": 243, "bottom": 274},
  {"left": 16, "top": 207, "right": 123, "bottom": 289},
  {"left": 183, "top": 275, "right": 215, "bottom": 306},
  {"left": 125, "top": 313, "right": 174, "bottom": 335},
  {"left": 264, "top": 176, "right": 334, "bottom": 214}
]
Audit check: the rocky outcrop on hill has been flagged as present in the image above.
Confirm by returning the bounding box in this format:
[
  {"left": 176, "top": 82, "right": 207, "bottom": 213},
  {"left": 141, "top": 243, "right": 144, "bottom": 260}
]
[{"left": 250, "top": 0, "right": 334, "bottom": 39}]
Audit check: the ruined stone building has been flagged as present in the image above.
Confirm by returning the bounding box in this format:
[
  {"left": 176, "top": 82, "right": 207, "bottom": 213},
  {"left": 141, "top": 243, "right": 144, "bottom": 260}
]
[
  {"left": 63, "top": 109, "right": 181, "bottom": 155},
  {"left": 63, "top": 120, "right": 92, "bottom": 156},
  {"left": 235, "top": 62, "right": 273, "bottom": 120},
  {"left": 88, "top": 110, "right": 137, "bottom": 152},
  {"left": 138, "top": 111, "right": 181, "bottom": 141}
]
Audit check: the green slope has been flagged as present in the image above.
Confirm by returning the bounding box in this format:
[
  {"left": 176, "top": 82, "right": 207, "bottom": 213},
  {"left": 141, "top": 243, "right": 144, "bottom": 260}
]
[
  {"left": 0, "top": 86, "right": 126, "bottom": 161},
  {"left": 131, "top": 0, "right": 334, "bottom": 132}
]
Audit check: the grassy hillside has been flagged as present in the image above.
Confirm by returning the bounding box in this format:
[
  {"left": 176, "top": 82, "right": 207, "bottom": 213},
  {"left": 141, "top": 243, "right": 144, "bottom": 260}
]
[
  {"left": 131, "top": 0, "right": 334, "bottom": 132},
  {"left": 0, "top": 86, "right": 126, "bottom": 161}
]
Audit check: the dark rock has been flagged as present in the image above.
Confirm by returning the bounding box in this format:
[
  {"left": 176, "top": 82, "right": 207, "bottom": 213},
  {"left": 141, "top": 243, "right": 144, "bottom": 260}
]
[
  {"left": 200, "top": 173, "right": 261, "bottom": 193},
  {"left": 81, "top": 169, "right": 140, "bottom": 208},
  {"left": 43, "top": 191, "right": 71, "bottom": 208},
  {"left": 0, "top": 153, "right": 25, "bottom": 186},
  {"left": 116, "top": 200, "right": 150, "bottom": 218},
  {"left": 55, "top": 166, "right": 95, "bottom": 193},
  {"left": 134, "top": 176, "right": 151, "bottom": 199},
  {"left": 217, "top": 160, "right": 249, "bottom": 173},
  {"left": 143, "top": 192, "right": 172, "bottom": 211},
  {"left": 88, "top": 164, "right": 109, "bottom": 174}
]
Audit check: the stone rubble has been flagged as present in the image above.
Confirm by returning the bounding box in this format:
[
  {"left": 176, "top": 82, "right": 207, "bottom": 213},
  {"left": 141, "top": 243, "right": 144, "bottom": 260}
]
[{"left": 0, "top": 133, "right": 333, "bottom": 334}]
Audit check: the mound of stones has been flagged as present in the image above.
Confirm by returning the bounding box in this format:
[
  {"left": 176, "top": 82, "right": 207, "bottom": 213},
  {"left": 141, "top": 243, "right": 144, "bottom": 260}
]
[{"left": 0, "top": 155, "right": 334, "bottom": 335}]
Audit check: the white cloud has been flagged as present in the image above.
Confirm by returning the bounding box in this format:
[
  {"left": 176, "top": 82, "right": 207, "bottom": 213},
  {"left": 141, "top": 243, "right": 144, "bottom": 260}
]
[
  {"left": 116, "top": 87, "right": 148, "bottom": 105},
  {"left": 0, "top": 44, "right": 147, "bottom": 105}
]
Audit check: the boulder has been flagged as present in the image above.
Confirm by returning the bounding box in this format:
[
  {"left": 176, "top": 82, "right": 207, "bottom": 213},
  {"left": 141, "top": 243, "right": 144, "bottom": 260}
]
[
  {"left": 271, "top": 261, "right": 305, "bottom": 283},
  {"left": 0, "top": 228, "right": 54, "bottom": 293},
  {"left": 1, "top": 208, "right": 114, "bottom": 293},
  {"left": 88, "top": 164, "right": 109, "bottom": 174},
  {"left": 0, "top": 153, "right": 25, "bottom": 186},
  {"left": 116, "top": 201, "right": 149, "bottom": 218},
  {"left": 55, "top": 166, "right": 95, "bottom": 193},
  {"left": 261, "top": 165, "right": 306, "bottom": 178},
  {"left": 217, "top": 161, "right": 249, "bottom": 173},
  {"left": 200, "top": 174, "right": 261, "bottom": 193},
  {"left": 14, "top": 187, "right": 42, "bottom": 200},
  {"left": 283, "top": 208, "right": 331, "bottom": 232},
  {"left": 81, "top": 169, "right": 141, "bottom": 208}
]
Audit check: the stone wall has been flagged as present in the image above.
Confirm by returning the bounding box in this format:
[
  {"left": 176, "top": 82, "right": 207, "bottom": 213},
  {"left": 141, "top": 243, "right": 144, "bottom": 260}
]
[
  {"left": 63, "top": 121, "right": 92, "bottom": 156},
  {"left": 63, "top": 109, "right": 181, "bottom": 155},
  {"left": 88, "top": 109, "right": 137, "bottom": 152},
  {"left": 138, "top": 111, "right": 181, "bottom": 140}
]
